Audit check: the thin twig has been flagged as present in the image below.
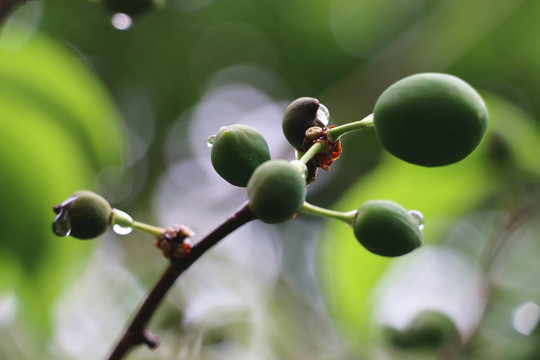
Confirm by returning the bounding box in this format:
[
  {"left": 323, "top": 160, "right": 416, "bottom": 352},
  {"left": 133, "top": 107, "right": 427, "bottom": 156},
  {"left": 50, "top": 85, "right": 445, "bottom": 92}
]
[{"left": 106, "top": 201, "right": 256, "bottom": 360}]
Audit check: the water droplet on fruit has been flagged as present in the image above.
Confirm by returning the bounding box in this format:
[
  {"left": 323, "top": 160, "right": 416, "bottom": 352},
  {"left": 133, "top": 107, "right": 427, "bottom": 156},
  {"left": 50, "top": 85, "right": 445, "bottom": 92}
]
[
  {"left": 290, "top": 160, "right": 308, "bottom": 180},
  {"left": 111, "top": 13, "right": 132, "bottom": 30},
  {"left": 206, "top": 135, "right": 216, "bottom": 148},
  {"left": 52, "top": 209, "right": 72, "bottom": 237},
  {"left": 317, "top": 103, "right": 330, "bottom": 126},
  {"left": 111, "top": 209, "right": 134, "bottom": 235},
  {"left": 113, "top": 224, "right": 133, "bottom": 235},
  {"left": 409, "top": 210, "right": 425, "bottom": 230}
]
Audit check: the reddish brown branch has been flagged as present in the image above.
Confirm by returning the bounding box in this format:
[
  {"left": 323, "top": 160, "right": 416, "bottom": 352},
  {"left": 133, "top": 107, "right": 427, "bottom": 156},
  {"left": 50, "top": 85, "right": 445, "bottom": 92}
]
[{"left": 106, "top": 201, "right": 256, "bottom": 360}]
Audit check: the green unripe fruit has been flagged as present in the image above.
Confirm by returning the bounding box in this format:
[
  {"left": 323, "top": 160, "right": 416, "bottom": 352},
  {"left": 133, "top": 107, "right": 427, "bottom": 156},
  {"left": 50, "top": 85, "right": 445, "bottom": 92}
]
[
  {"left": 53, "top": 190, "right": 112, "bottom": 239},
  {"left": 353, "top": 200, "right": 422, "bottom": 257},
  {"left": 373, "top": 73, "right": 488, "bottom": 167},
  {"left": 282, "top": 97, "right": 326, "bottom": 151},
  {"left": 211, "top": 124, "right": 271, "bottom": 187},
  {"left": 247, "top": 160, "right": 307, "bottom": 224},
  {"left": 384, "top": 311, "right": 460, "bottom": 350},
  {"left": 104, "top": 0, "right": 165, "bottom": 16}
]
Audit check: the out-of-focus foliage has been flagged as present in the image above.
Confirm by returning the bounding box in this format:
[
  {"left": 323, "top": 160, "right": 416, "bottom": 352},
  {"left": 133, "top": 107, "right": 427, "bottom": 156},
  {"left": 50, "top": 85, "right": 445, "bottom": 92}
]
[
  {"left": 0, "top": 23, "right": 125, "bottom": 353},
  {"left": 319, "top": 93, "right": 540, "bottom": 357},
  {"left": 2, "top": 0, "right": 540, "bottom": 359}
]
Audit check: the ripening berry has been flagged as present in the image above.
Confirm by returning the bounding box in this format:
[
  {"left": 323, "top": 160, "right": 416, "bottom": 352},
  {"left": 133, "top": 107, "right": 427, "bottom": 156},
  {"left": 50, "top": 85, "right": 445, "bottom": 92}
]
[
  {"left": 353, "top": 200, "right": 422, "bottom": 257},
  {"left": 373, "top": 73, "right": 488, "bottom": 166},
  {"left": 282, "top": 97, "right": 327, "bottom": 151},
  {"left": 210, "top": 124, "right": 271, "bottom": 187},
  {"left": 52, "top": 190, "right": 112, "bottom": 239},
  {"left": 247, "top": 160, "right": 306, "bottom": 224}
]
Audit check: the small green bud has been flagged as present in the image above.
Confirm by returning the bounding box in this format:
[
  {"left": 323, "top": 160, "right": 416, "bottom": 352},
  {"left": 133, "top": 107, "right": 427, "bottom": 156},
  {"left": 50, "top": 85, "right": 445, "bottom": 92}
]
[
  {"left": 384, "top": 311, "right": 460, "bottom": 350},
  {"left": 210, "top": 124, "right": 271, "bottom": 187},
  {"left": 282, "top": 97, "right": 327, "bottom": 151},
  {"left": 247, "top": 160, "right": 307, "bottom": 224},
  {"left": 305, "top": 126, "right": 324, "bottom": 141},
  {"left": 53, "top": 190, "right": 112, "bottom": 240},
  {"left": 373, "top": 73, "right": 488, "bottom": 167},
  {"left": 353, "top": 200, "right": 422, "bottom": 257}
]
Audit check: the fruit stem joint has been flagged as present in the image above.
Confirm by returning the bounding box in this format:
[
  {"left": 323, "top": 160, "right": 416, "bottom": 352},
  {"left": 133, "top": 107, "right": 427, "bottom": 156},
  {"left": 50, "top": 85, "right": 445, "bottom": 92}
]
[
  {"left": 300, "top": 126, "right": 342, "bottom": 184},
  {"left": 111, "top": 208, "right": 133, "bottom": 228},
  {"left": 326, "top": 113, "right": 374, "bottom": 141},
  {"left": 154, "top": 224, "right": 194, "bottom": 259}
]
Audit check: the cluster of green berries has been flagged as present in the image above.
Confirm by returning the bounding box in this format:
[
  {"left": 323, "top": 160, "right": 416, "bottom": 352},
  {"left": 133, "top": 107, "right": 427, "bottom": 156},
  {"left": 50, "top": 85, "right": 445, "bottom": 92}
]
[
  {"left": 209, "top": 72, "right": 487, "bottom": 256},
  {"left": 53, "top": 73, "right": 488, "bottom": 258}
]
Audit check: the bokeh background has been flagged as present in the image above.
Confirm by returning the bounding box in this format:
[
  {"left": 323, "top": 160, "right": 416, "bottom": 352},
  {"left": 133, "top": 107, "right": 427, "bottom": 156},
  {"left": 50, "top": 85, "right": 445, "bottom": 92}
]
[{"left": 2, "top": 0, "right": 540, "bottom": 359}]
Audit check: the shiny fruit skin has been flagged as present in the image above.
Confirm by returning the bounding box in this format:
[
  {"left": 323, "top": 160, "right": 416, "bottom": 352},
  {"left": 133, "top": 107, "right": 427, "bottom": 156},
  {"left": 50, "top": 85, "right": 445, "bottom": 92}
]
[
  {"left": 211, "top": 124, "right": 271, "bottom": 187},
  {"left": 373, "top": 73, "right": 488, "bottom": 167},
  {"left": 247, "top": 160, "right": 306, "bottom": 224},
  {"left": 63, "top": 190, "right": 112, "bottom": 239},
  {"left": 353, "top": 200, "right": 422, "bottom": 257},
  {"left": 282, "top": 97, "right": 324, "bottom": 151}
]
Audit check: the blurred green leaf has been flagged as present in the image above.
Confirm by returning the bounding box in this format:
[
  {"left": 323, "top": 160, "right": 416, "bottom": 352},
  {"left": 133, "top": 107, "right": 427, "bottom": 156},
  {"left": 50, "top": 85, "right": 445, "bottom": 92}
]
[
  {"left": 329, "top": 0, "right": 424, "bottom": 58},
  {"left": 0, "top": 27, "right": 125, "bottom": 170},
  {"left": 0, "top": 26, "right": 126, "bottom": 337},
  {"left": 318, "top": 92, "right": 540, "bottom": 354}
]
